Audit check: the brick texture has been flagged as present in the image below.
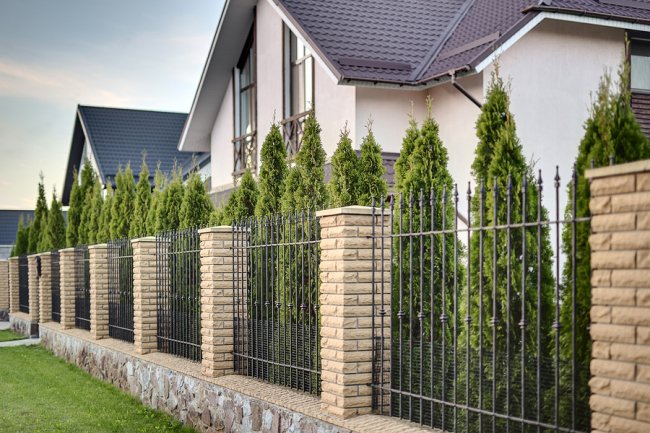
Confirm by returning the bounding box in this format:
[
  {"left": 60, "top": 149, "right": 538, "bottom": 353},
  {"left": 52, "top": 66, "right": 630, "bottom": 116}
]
[
  {"left": 317, "top": 206, "right": 391, "bottom": 419},
  {"left": 38, "top": 253, "right": 53, "bottom": 323},
  {"left": 198, "top": 227, "right": 238, "bottom": 378},
  {"left": 59, "top": 248, "right": 77, "bottom": 330},
  {"left": 9, "top": 257, "right": 19, "bottom": 313},
  {"left": 132, "top": 237, "right": 157, "bottom": 355},
  {"left": 589, "top": 161, "right": 650, "bottom": 431},
  {"left": 27, "top": 254, "right": 40, "bottom": 322},
  {"left": 0, "top": 260, "right": 8, "bottom": 311},
  {"left": 89, "top": 244, "right": 110, "bottom": 340}
]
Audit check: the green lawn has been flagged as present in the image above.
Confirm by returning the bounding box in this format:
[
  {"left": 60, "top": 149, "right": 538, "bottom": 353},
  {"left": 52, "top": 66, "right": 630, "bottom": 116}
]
[
  {"left": 0, "top": 329, "right": 26, "bottom": 342},
  {"left": 0, "top": 345, "right": 196, "bottom": 433}
]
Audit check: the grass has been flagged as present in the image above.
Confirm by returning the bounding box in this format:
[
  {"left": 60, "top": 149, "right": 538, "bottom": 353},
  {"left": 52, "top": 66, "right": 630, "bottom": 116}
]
[
  {"left": 0, "top": 345, "right": 196, "bottom": 433},
  {"left": 0, "top": 329, "right": 26, "bottom": 342}
]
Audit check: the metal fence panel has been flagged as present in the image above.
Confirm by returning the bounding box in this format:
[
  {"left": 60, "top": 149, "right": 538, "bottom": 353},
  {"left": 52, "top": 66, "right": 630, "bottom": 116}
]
[
  {"left": 233, "top": 211, "right": 321, "bottom": 395},
  {"left": 74, "top": 246, "right": 90, "bottom": 330},
  {"left": 51, "top": 251, "right": 61, "bottom": 323},
  {"left": 156, "top": 228, "right": 202, "bottom": 361},
  {"left": 108, "top": 239, "right": 134, "bottom": 343},
  {"left": 18, "top": 255, "right": 28, "bottom": 314}
]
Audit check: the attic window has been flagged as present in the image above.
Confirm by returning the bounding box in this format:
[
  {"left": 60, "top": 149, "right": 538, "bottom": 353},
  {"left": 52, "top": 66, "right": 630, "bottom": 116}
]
[{"left": 631, "top": 37, "right": 650, "bottom": 91}]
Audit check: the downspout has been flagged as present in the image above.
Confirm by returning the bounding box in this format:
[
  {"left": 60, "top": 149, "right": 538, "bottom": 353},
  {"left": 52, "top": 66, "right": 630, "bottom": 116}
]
[{"left": 450, "top": 71, "right": 482, "bottom": 108}]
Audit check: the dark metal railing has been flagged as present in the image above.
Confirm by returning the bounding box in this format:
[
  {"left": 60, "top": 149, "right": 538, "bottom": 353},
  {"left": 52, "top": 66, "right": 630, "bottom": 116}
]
[
  {"left": 370, "top": 166, "right": 590, "bottom": 433},
  {"left": 281, "top": 111, "right": 309, "bottom": 159},
  {"left": 108, "top": 239, "right": 134, "bottom": 343},
  {"left": 74, "top": 246, "right": 91, "bottom": 330},
  {"left": 233, "top": 211, "right": 321, "bottom": 395},
  {"left": 18, "top": 255, "right": 29, "bottom": 313},
  {"left": 233, "top": 131, "right": 257, "bottom": 177},
  {"left": 156, "top": 228, "right": 202, "bottom": 361},
  {"left": 51, "top": 251, "right": 61, "bottom": 322}
]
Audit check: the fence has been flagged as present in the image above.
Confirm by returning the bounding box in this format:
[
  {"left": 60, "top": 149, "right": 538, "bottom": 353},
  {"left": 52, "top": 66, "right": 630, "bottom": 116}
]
[
  {"left": 51, "top": 251, "right": 60, "bottom": 322},
  {"left": 370, "top": 167, "right": 591, "bottom": 433},
  {"left": 74, "top": 246, "right": 91, "bottom": 330},
  {"left": 108, "top": 239, "right": 134, "bottom": 343},
  {"left": 233, "top": 211, "right": 321, "bottom": 395},
  {"left": 18, "top": 255, "right": 28, "bottom": 314},
  {"left": 156, "top": 229, "right": 202, "bottom": 361}
]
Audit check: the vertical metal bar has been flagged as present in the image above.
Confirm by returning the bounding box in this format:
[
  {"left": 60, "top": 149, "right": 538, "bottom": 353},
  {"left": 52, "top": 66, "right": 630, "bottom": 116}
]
[
  {"left": 380, "top": 197, "right": 387, "bottom": 414},
  {"left": 466, "top": 183, "right": 472, "bottom": 432},
  {"left": 453, "top": 185, "right": 459, "bottom": 433},
  {"left": 441, "top": 186, "right": 448, "bottom": 431},
  {"left": 479, "top": 181, "right": 485, "bottom": 433},
  {"left": 536, "top": 171, "right": 543, "bottom": 433},
  {"left": 409, "top": 191, "right": 414, "bottom": 421},
  {"left": 430, "top": 188, "right": 435, "bottom": 428},
  {"left": 399, "top": 193, "right": 404, "bottom": 419},
  {"left": 506, "top": 176, "right": 512, "bottom": 433},
  {"left": 571, "top": 165, "right": 578, "bottom": 432},
  {"left": 372, "top": 198, "right": 377, "bottom": 410},
  {"left": 521, "top": 176, "right": 528, "bottom": 433},
  {"left": 418, "top": 189, "right": 424, "bottom": 425},
  {"left": 491, "top": 178, "right": 498, "bottom": 433},
  {"left": 554, "top": 167, "right": 561, "bottom": 433},
  {"left": 389, "top": 196, "right": 395, "bottom": 415}
]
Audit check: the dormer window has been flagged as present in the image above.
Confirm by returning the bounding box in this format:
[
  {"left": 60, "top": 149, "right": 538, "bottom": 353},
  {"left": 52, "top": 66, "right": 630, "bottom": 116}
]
[
  {"left": 631, "top": 36, "right": 650, "bottom": 92},
  {"left": 233, "top": 27, "right": 257, "bottom": 177},
  {"left": 282, "top": 26, "right": 314, "bottom": 158}
]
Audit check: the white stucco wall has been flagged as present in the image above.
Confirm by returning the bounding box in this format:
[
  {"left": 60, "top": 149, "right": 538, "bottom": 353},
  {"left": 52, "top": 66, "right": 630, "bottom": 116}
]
[
  {"left": 210, "top": 75, "right": 235, "bottom": 188},
  {"left": 314, "top": 66, "right": 356, "bottom": 157}
]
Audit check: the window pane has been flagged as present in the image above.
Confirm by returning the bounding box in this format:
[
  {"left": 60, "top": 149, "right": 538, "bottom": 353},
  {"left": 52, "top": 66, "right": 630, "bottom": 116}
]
[
  {"left": 240, "top": 57, "right": 250, "bottom": 88},
  {"left": 632, "top": 39, "right": 650, "bottom": 91},
  {"left": 240, "top": 88, "right": 251, "bottom": 134}
]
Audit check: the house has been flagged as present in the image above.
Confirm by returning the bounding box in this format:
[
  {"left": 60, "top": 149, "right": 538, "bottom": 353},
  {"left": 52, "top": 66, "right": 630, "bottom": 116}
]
[
  {"left": 62, "top": 106, "right": 206, "bottom": 205},
  {"left": 179, "top": 0, "right": 650, "bottom": 205},
  {"left": 0, "top": 210, "right": 35, "bottom": 259}
]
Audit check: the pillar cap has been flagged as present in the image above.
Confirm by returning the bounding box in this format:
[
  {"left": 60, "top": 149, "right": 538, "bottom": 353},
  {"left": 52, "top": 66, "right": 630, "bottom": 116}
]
[
  {"left": 316, "top": 206, "right": 374, "bottom": 218},
  {"left": 130, "top": 236, "right": 156, "bottom": 245},
  {"left": 586, "top": 159, "right": 650, "bottom": 179},
  {"left": 60, "top": 247, "right": 77, "bottom": 253},
  {"left": 88, "top": 243, "right": 108, "bottom": 250},
  {"left": 198, "top": 226, "right": 232, "bottom": 234}
]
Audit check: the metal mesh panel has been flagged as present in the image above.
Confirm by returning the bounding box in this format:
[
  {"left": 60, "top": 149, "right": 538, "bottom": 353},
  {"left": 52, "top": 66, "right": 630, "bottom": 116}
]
[
  {"left": 18, "top": 255, "right": 28, "bottom": 314},
  {"left": 74, "top": 246, "right": 91, "bottom": 330},
  {"left": 51, "top": 251, "right": 61, "bottom": 322},
  {"left": 108, "top": 239, "right": 134, "bottom": 343}
]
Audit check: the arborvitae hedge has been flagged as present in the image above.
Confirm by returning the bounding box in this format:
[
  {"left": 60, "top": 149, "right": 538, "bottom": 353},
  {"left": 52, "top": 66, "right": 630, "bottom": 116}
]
[
  {"left": 394, "top": 114, "right": 419, "bottom": 193},
  {"left": 281, "top": 167, "right": 301, "bottom": 213},
  {"left": 223, "top": 169, "right": 258, "bottom": 225},
  {"left": 46, "top": 190, "right": 66, "bottom": 249},
  {"left": 130, "top": 158, "right": 151, "bottom": 238},
  {"left": 256, "top": 124, "right": 287, "bottom": 216},
  {"left": 328, "top": 128, "right": 360, "bottom": 207},
  {"left": 357, "top": 126, "right": 387, "bottom": 206},
  {"left": 291, "top": 113, "right": 328, "bottom": 211},
  {"left": 110, "top": 165, "right": 136, "bottom": 239},
  {"left": 66, "top": 169, "right": 81, "bottom": 247},
  {"left": 146, "top": 166, "right": 165, "bottom": 235},
  {"left": 97, "top": 179, "right": 113, "bottom": 243},
  {"left": 76, "top": 163, "right": 97, "bottom": 246},
  {"left": 86, "top": 182, "right": 103, "bottom": 244},
  {"left": 13, "top": 215, "right": 29, "bottom": 256},
  {"left": 179, "top": 171, "right": 213, "bottom": 229},
  {"left": 29, "top": 175, "right": 48, "bottom": 253},
  {"left": 156, "top": 168, "right": 184, "bottom": 232}
]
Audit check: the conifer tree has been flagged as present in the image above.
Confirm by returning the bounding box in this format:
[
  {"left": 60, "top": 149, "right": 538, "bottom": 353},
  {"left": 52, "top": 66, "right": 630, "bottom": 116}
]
[
  {"left": 29, "top": 174, "right": 48, "bottom": 253},
  {"left": 280, "top": 167, "right": 301, "bottom": 213},
  {"left": 86, "top": 182, "right": 103, "bottom": 244},
  {"left": 156, "top": 167, "right": 184, "bottom": 232},
  {"left": 13, "top": 215, "right": 29, "bottom": 256},
  {"left": 292, "top": 113, "right": 328, "bottom": 211},
  {"left": 97, "top": 180, "right": 113, "bottom": 243},
  {"left": 76, "top": 162, "right": 97, "bottom": 245},
  {"left": 394, "top": 113, "right": 419, "bottom": 193},
  {"left": 328, "top": 127, "right": 360, "bottom": 207},
  {"left": 256, "top": 124, "right": 287, "bottom": 216},
  {"left": 66, "top": 169, "right": 82, "bottom": 247},
  {"left": 146, "top": 165, "right": 165, "bottom": 235},
  {"left": 228, "top": 169, "right": 259, "bottom": 224},
  {"left": 357, "top": 123, "right": 387, "bottom": 206},
  {"left": 46, "top": 190, "right": 66, "bottom": 249},
  {"left": 179, "top": 171, "right": 213, "bottom": 229},
  {"left": 110, "top": 164, "right": 136, "bottom": 239},
  {"left": 130, "top": 157, "right": 151, "bottom": 237}
]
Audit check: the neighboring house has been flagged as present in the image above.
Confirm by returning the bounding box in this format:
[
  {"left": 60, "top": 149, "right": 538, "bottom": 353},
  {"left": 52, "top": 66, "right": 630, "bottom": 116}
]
[
  {"left": 62, "top": 106, "right": 206, "bottom": 205},
  {"left": 0, "top": 210, "right": 34, "bottom": 259},
  {"left": 179, "top": 0, "right": 650, "bottom": 205}
]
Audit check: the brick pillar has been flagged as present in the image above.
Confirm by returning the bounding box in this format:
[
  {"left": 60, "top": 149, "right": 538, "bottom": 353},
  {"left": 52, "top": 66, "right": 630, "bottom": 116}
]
[
  {"left": 9, "top": 257, "right": 19, "bottom": 313},
  {"left": 38, "top": 253, "right": 53, "bottom": 323},
  {"left": 317, "top": 206, "right": 390, "bottom": 419},
  {"left": 89, "top": 244, "right": 110, "bottom": 340},
  {"left": 27, "top": 254, "right": 40, "bottom": 322},
  {"left": 59, "top": 247, "right": 77, "bottom": 330},
  {"left": 199, "top": 226, "right": 240, "bottom": 377},
  {"left": 133, "top": 237, "right": 157, "bottom": 355},
  {"left": 0, "top": 260, "right": 9, "bottom": 318},
  {"left": 588, "top": 160, "right": 650, "bottom": 432}
]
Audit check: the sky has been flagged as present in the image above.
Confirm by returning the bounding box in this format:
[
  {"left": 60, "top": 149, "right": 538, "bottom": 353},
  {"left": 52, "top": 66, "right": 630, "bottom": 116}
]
[{"left": 0, "top": 0, "right": 224, "bottom": 209}]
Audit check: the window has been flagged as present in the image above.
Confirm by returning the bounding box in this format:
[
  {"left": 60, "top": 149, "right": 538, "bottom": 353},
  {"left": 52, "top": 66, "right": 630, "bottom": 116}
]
[
  {"left": 631, "top": 37, "right": 650, "bottom": 91},
  {"left": 233, "top": 28, "right": 257, "bottom": 176}
]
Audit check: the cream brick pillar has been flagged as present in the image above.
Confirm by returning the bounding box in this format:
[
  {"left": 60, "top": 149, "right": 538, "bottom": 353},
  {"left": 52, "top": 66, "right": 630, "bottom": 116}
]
[
  {"left": 89, "top": 244, "right": 110, "bottom": 340},
  {"left": 588, "top": 160, "right": 650, "bottom": 433},
  {"left": 38, "top": 253, "right": 53, "bottom": 323},
  {"left": 9, "top": 257, "right": 19, "bottom": 313},
  {"left": 27, "top": 254, "right": 40, "bottom": 322},
  {"left": 0, "top": 260, "right": 9, "bottom": 319},
  {"left": 59, "top": 247, "right": 77, "bottom": 330},
  {"left": 199, "top": 226, "right": 240, "bottom": 378},
  {"left": 317, "top": 206, "right": 391, "bottom": 419},
  {"left": 133, "top": 237, "right": 157, "bottom": 355}
]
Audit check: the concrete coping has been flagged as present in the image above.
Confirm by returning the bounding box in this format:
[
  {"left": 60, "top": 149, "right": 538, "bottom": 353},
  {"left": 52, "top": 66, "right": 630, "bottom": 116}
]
[
  {"left": 87, "top": 243, "right": 109, "bottom": 250},
  {"left": 8, "top": 256, "right": 19, "bottom": 262},
  {"left": 316, "top": 205, "right": 375, "bottom": 218},
  {"left": 39, "top": 252, "right": 51, "bottom": 257},
  {"left": 586, "top": 159, "right": 650, "bottom": 179},
  {"left": 198, "top": 226, "right": 232, "bottom": 234},
  {"left": 27, "top": 253, "right": 41, "bottom": 259},
  {"left": 60, "top": 247, "right": 77, "bottom": 253},
  {"left": 130, "top": 236, "right": 156, "bottom": 245}
]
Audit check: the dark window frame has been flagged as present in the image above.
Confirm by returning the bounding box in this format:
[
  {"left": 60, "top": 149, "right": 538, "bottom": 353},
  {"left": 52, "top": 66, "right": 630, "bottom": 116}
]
[
  {"left": 629, "top": 32, "right": 650, "bottom": 94},
  {"left": 233, "top": 22, "right": 258, "bottom": 177}
]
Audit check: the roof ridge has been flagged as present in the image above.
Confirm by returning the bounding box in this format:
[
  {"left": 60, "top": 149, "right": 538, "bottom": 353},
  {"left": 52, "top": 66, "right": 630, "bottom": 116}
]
[
  {"left": 409, "top": 0, "right": 477, "bottom": 81},
  {"left": 77, "top": 105, "right": 188, "bottom": 116}
]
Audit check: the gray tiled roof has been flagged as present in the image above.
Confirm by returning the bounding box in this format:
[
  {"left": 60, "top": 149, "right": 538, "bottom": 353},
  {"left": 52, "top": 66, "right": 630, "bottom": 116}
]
[
  {"left": 277, "top": 0, "right": 650, "bottom": 85},
  {"left": 0, "top": 210, "right": 34, "bottom": 246}
]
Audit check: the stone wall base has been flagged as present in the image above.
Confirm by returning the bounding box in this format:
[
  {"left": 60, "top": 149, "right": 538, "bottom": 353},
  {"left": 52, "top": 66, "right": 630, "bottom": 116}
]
[
  {"left": 0, "top": 308, "right": 8, "bottom": 322},
  {"left": 10, "top": 312, "right": 38, "bottom": 337}
]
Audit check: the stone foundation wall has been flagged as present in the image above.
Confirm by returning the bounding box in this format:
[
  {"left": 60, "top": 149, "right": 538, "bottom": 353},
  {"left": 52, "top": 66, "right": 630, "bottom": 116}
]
[{"left": 10, "top": 312, "right": 37, "bottom": 337}]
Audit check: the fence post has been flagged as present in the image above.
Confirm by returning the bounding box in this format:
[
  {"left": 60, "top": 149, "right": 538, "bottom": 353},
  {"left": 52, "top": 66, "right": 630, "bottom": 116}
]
[
  {"left": 588, "top": 160, "right": 650, "bottom": 433},
  {"left": 198, "top": 226, "right": 238, "bottom": 378},
  {"left": 317, "top": 206, "right": 390, "bottom": 419},
  {"left": 132, "top": 237, "right": 157, "bottom": 355},
  {"left": 89, "top": 244, "right": 110, "bottom": 340},
  {"left": 9, "top": 257, "right": 19, "bottom": 314},
  {"left": 59, "top": 247, "right": 77, "bottom": 330},
  {"left": 0, "top": 260, "right": 8, "bottom": 321},
  {"left": 27, "top": 254, "right": 40, "bottom": 323},
  {"left": 38, "top": 253, "right": 52, "bottom": 323}
]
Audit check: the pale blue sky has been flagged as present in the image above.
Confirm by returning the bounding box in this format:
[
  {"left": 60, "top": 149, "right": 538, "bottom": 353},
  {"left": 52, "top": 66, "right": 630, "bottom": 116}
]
[{"left": 0, "top": 0, "right": 223, "bottom": 208}]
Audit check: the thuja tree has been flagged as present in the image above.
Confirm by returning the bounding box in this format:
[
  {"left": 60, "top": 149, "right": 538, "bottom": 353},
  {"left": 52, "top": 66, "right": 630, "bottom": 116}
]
[
  {"left": 76, "top": 163, "right": 97, "bottom": 245},
  {"left": 179, "top": 171, "right": 213, "bottom": 229},
  {"left": 155, "top": 167, "right": 184, "bottom": 232},
  {"left": 146, "top": 165, "right": 165, "bottom": 235},
  {"left": 29, "top": 174, "right": 48, "bottom": 253},
  {"left": 256, "top": 124, "right": 287, "bottom": 217},
  {"left": 66, "top": 169, "right": 81, "bottom": 247},
  {"left": 86, "top": 182, "right": 103, "bottom": 244},
  {"left": 328, "top": 127, "right": 360, "bottom": 207},
  {"left": 558, "top": 61, "right": 650, "bottom": 429},
  {"left": 394, "top": 113, "right": 419, "bottom": 193},
  {"left": 223, "top": 169, "right": 258, "bottom": 225},
  {"left": 130, "top": 158, "right": 151, "bottom": 238},
  {"left": 357, "top": 125, "right": 387, "bottom": 206},
  {"left": 96, "top": 179, "right": 113, "bottom": 243},
  {"left": 12, "top": 215, "right": 29, "bottom": 256},
  {"left": 110, "top": 164, "right": 136, "bottom": 239},
  {"left": 46, "top": 190, "right": 66, "bottom": 249}
]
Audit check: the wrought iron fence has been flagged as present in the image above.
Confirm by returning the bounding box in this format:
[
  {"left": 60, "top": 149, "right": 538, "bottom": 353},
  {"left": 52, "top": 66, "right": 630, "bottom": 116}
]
[
  {"left": 74, "top": 246, "right": 91, "bottom": 330},
  {"left": 108, "top": 239, "right": 134, "bottom": 343},
  {"left": 18, "top": 255, "right": 28, "bottom": 313},
  {"left": 51, "top": 251, "right": 61, "bottom": 322},
  {"left": 370, "top": 167, "right": 591, "bottom": 433},
  {"left": 156, "top": 228, "right": 202, "bottom": 361},
  {"left": 233, "top": 211, "right": 321, "bottom": 395}
]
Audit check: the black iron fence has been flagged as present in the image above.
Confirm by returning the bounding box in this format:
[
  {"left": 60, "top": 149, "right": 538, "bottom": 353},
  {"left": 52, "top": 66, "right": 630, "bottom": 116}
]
[
  {"left": 51, "top": 251, "right": 61, "bottom": 322},
  {"left": 233, "top": 211, "right": 321, "bottom": 395},
  {"left": 74, "top": 246, "right": 91, "bottom": 330},
  {"left": 370, "top": 167, "right": 591, "bottom": 433},
  {"left": 156, "top": 228, "right": 202, "bottom": 361},
  {"left": 108, "top": 239, "right": 134, "bottom": 343},
  {"left": 18, "top": 255, "right": 28, "bottom": 313}
]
